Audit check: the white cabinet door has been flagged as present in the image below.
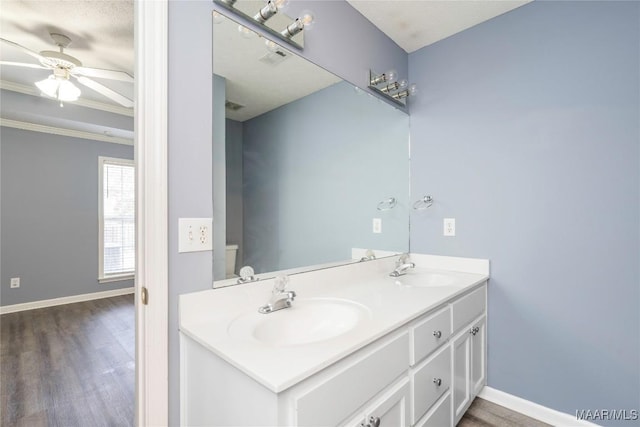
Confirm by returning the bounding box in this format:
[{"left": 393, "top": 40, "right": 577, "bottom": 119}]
[
  {"left": 452, "top": 327, "right": 471, "bottom": 423},
  {"left": 452, "top": 315, "right": 486, "bottom": 424},
  {"left": 470, "top": 316, "right": 486, "bottom": 397}
]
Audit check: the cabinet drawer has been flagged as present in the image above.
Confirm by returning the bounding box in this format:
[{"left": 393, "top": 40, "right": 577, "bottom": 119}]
[
  {"left": 415, "top": 394, "right": 451, "bottom": 427},
  {"left": 412, "top": 345, "right": 451, "bottom": 423},
  {"left": 411, "top": 306, "right": 451, "bottom": 365},
  {"left": 451, "top": 284, "right": 486, "bottom": 333},
  {"left": 295, "top": 331, "right": 409, "bottom": 427}
]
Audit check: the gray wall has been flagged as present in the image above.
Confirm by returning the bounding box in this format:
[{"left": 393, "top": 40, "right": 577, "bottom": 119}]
[
  {"left": 408, "top": 1, "right": 639, "bottom": 422},
  {"left": 1, "top": 127, "right": 134, "bottom": 306},
  {"left": 168, "top": 1, "right": 408, "bottom": 424},
  {"left": 242, "top": 81, "right": 409, "bottom": 273},
  {"left": 226, "top": 118, "right": 243, "bottom": 272}
]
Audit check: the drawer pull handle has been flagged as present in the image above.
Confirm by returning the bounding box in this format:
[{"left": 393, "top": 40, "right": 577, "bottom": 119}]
[
  {"left": 369, "top": 416, "right": 381, "bottom": 427},
  {"left": 433, "top": 330, "right": 442, "bottom": 338},
  {"left": 433, "top": 377, "right": 442, "bottom": 386}
]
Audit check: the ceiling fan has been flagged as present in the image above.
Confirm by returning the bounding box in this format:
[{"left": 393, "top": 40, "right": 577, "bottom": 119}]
[{"left": 0, "top": 32, "right": 133, "bottom": 108}]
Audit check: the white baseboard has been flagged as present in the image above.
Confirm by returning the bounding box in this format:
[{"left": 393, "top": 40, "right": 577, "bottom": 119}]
[
  {"left": 478, "top": 386, "right": 600, "bottom": 427},
  {"left": 0, "top": 287, "right": 135, "bottom": 314}
]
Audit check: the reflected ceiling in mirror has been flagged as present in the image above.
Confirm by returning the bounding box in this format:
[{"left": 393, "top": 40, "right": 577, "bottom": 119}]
[{"left": 213, "top": 11, "right": 410, "bottom": 287}]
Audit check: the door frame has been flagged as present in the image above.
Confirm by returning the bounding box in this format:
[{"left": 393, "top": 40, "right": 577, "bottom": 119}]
[{"left": 135, "top": 0, "right": 169, "bottom": 425}]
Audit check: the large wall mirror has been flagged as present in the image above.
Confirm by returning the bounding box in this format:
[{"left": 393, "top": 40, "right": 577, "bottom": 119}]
[{"left": 212, "top": 9, "right": 410, "bottom": 285}]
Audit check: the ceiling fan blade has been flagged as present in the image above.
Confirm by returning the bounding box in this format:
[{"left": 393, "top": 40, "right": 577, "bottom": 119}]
[
  {"left": 75, "top": 76, "right": 134, "bottom": 108},
  {"left": 0, "top": 61, "right": 49, "bottom": 70},
  {"left": 72, "top": 66, "right": 133, "bottom": 82},
  {"left": 0, "top": 38, "right": 53, "bottom": 66}
]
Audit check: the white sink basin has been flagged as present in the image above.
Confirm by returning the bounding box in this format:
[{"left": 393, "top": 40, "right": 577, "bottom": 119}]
[
  {"left": 392, "top": 272, "right": 458, "bottom": 287},
  {"left": 228, "top": 298, "right": 371, "bottom": 347}
]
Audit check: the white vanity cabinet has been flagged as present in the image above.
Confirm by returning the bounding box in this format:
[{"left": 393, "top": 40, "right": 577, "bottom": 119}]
[
  {"left": 451, "top": 287, "right": 487, "bottom": 424},
  {"left": 180, "top": 267, "right": 488, "bottom": 427}
]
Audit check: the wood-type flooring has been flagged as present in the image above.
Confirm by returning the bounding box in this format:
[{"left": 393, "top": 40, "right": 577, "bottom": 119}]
[{"left": 1, "top": 294, "right": 134, "bottom": 427}]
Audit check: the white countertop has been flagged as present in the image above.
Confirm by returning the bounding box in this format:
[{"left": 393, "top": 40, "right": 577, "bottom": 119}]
[{"left": 179, "top": 253, "right": 489, "bottom": 393}]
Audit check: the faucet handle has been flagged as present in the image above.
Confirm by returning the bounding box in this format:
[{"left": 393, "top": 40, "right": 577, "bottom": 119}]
[
  {"left": 273, "top": 275, "right": 290, "bottom": 294},
  {"left": 396, "top": 253, "right": 410, "bottom": 266}
]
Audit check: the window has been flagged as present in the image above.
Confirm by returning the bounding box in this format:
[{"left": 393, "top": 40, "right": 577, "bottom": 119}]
[{"left": 99, "top": 156, "right": 135, "bottom": 282}]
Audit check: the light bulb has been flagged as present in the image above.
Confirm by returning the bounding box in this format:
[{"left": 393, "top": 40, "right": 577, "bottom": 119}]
[
  {"left": 408, "top": 83, "right": 418, "bottom": 96},
  {"left": 265, "top": 39, "right": 279, "bottom": 52},
  {"left": 273, "top": 0, "right": 289, "bottom": 9},
  {"left": 398, "top": 79, "right": 408, "bottom": 90},
  {"left": 385, "top": 69, "right": 398, "bottom": 84},
  {"left": 299, "top": 10, "right": 315, "bottom": 30},
  {"left": 238, "top": 24, "right": 256, "bottom": 39},
  {"left": 213, "top": 11, "right": 224, "bottom": 24}
]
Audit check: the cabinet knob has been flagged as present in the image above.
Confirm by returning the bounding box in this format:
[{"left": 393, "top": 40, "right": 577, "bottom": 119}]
[
  {"left": 470, "top": 326, "right": 479, "bottom": 335},
  {"left": 432, "top": 330, "right": 442, "bottom": 338},
  {"left": 433, "top": 377, "right": 442, "bottom": 386},
  {"left": 369, "top": 416, "right": 381, "bottom": 427}
]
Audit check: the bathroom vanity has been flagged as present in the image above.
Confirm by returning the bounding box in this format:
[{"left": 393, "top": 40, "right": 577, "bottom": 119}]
[{"left": 180, "top": 254, "right": 488, "bottom": 426}]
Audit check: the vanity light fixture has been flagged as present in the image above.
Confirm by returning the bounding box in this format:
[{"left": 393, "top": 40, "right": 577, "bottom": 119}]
[
  {"left": 369, "top": 69, "right": 397, "bottom": 86},
  {"left": 213, "top": 0, "right": 307, "bottom": 50},
  {"left": 281, "top": 10, "right": 314, "bottom": 39},
  {"left": 368, "top": 68, "right": 417, "bottom": 106},
  {"left": 253, "top": 0, "right": 288, "bottom": 24},
  {"left": 392, "top": 83, "right": 418, "bottom": 100}
]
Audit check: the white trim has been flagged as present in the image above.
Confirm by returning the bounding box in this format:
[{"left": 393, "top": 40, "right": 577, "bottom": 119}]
[
  {"left": 0, "top": 287, "right": 135, "bottom": 315},
  {"left": 99, "top": 274, "right": 135, "bottom": 284},
  {"left": 0, "top": 118, "right": 133, "bottom": 145},
  {"left": 135, "top": 0, "right": 169, "bottom": 426},
  {"left": 478, "top": 386, "right": 601, "bottom": 427},
  {"left": 0, "top": 80, "right": 134, "bottom": 117}
]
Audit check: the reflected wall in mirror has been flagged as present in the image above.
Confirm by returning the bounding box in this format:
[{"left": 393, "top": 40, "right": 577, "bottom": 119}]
[{"left": 213, "top": 11, "right": 410, "bottom": 283}]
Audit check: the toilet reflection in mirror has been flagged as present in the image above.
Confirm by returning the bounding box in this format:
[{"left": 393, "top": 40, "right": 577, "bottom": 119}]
[{"left": 213, "top": 9, "right": 410, "bottom": 282}]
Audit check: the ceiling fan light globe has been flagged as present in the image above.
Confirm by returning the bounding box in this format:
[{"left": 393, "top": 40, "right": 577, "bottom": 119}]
[
  {"left": 35, "top": 75, "right": 59, "bottom": 98},
  {"left": 58, "top": 80, "right": 81, "bottom": 101}
]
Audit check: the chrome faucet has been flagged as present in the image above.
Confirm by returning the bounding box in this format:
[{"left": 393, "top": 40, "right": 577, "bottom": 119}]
[
  {"left": 359, "top": 249, "right": 376, "bottom": 262},
  {"left": 258, "top": 275, "right": 296, "bottom": 314},
  {"left": 389, "top": 253, "right": 416, "bottom": 277}
]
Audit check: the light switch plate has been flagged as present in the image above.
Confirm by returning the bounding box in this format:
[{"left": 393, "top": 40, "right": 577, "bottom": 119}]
[
  {"left": 179, "top": 218, "right": 213, "bottom": 253},
  {"left": 373, "top": 218, "right": 382, "bottom": 234}
]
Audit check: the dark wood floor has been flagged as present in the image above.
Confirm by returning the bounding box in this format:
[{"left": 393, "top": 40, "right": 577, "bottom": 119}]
[
  {"left": 460, "top": 397, "right": 551, "bottom": 427},
  {"left": 1, "top": 294, "right": 134, "bottom": 427}
]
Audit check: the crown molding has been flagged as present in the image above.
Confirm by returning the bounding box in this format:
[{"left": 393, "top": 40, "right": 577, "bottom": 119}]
[
  {"left": 0, "top": 80, "right": 134, "bottom": 117},
  {"left": 0, "top": 118, "right": 133, "bottom": 146}
]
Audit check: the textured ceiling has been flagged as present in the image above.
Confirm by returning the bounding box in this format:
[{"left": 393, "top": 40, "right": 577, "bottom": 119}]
[{"left": 347, "top": 0, "right": 532, "bottom": 53}]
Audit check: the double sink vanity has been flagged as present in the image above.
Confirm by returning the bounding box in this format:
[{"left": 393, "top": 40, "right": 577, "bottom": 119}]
[{"left": 180, "top": 253, "right": 489, "bottom": 426}]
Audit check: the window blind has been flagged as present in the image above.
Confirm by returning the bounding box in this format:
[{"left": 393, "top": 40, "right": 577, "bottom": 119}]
[{"left": 103, "top": 162, "right": 135, "bottom": 275}]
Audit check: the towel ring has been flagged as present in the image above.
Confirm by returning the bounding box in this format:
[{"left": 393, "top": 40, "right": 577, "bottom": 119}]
[
  {"left": 377, "top": 197, "right": 397, "bottom": 211},
  {"left": 413, "top": 195, "right": 433, "bottom": 210}
]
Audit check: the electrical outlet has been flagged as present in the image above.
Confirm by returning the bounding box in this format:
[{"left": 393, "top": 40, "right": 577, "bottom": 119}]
[
  {"left": 179, "top": 218, "right": 213, "bottom": 253},
  {"left": 373, "top": 218, "right": 382, "bottom": 234},
  {"left": 444, "top": 218, "right": 456, "bottom": 236},
  {"left": 10, "top": 277, "right": 20, "bottom": 288}
]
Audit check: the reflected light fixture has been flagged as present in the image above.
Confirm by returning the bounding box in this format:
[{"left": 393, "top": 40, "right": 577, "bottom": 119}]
[
  {"left": 238, "top": 24, "right": 257, "bottom": 39},
  {"left": 381, "top": 79, "right": 407, "bottom": 93},
  {"left": 35, "top": 68, "right": 81, "bottom": 103},
  {"left": 281, "top": 10, "right": 314, "bottom": 39}
]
